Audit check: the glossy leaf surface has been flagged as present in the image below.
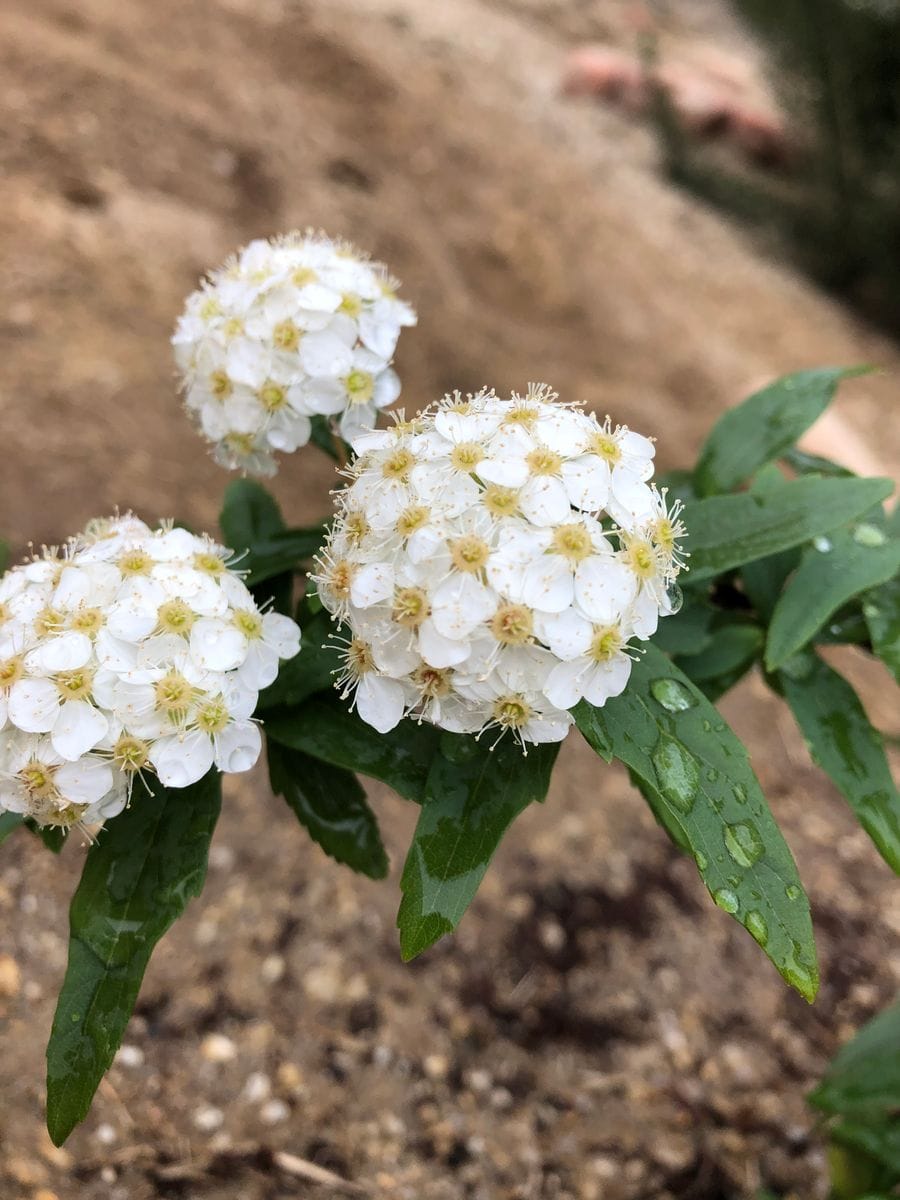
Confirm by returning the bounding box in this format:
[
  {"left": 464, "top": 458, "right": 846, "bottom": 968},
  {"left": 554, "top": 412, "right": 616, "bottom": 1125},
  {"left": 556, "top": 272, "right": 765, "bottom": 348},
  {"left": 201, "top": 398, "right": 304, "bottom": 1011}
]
[
  {"left": 46, "top": 771, "right": 222, "bottom": 1145},
  {"left": 397, "top": 736, "right": 558, "bottom": 960},
  {"left": 777, "top": 652, "right": 900, "bottom": 873},
  {"left": 268, "top": 739, "right": 387, "bottom": 878},
  {"left": 575, "top": 643, "right": 818, "bottom": 1000}
]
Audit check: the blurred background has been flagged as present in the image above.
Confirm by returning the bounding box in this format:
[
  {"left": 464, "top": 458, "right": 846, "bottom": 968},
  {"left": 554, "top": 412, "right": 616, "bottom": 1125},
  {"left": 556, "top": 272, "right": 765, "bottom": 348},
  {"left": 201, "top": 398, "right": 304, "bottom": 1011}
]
[{"left": 0, "top": 1, "right": 898, "bottom": 1197}]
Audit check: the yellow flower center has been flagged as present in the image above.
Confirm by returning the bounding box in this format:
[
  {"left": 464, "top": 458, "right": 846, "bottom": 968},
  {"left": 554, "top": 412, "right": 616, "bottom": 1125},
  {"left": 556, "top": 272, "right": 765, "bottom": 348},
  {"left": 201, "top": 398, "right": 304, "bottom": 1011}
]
[
  {"left": 504, "top": 405, "right": 538, "bottom": 429},
  {"left": 622, "top": 538, "right": 657, "bottom": 581},
  {"left": 292, "top": 266, "right": 318, "bottom": 287},
  {"left": 490, "top": 603, "right": 533, "bottom": 646},
  {"left": 223, "top": 317, "right": 244, "bottom": 339},
  {"left": 196, "top": 698, "right": 230, "bottom": 734},
  {"left": 113, "top": 735, "right": 150, "bottom": 773},
  {"left": 118, "top": 549, "right": 153, "bottom": 577},
  {"left": 56, "top": 669, "right": 94, "bottom": 701},
  {"left": 590, "top": 432, "right": 621, "bottom": 464},
  {"left": 200, "top": 297, "right": 222, "bottom": 321},
  {"left": 339, "top": 294, "right": 363, "bottom": 318},
  {"left": 483, "top": 485, "right": 520, "bottom": 517},
  {"left": 259, "top": 382, "right": 288, "bottom": 412},
  {"left": 450, "top": 442, "right": 484, "bottom": 473},
  {"left": 154, "top": 671, "right": 195, "bottom": 718},
  {"left": 234, "top": 609, "right": 263, "bottom": 639},
  {"left": 412, "top": 664, "right": 452, "bottom": 698},
  {"left": 327, "top": 559, "right": 356, "bottom": 600},
  {"left": 225, "top": 432, "right": 256, "bottom": 456},
  {"left": 272, "top": 321, "right": 301, "bottom": 351},
  {"left": 0, "top": 656, "right": 24, "bottom": 691},
  {"left": 449, "top": 536, "right": 490, "bottom": 573},
  {"left": 70, "top": 607, "right": 104, "bottom": 637},
  {"left": 194, "top": 551, "right": 226, "bottom": 576},
  {"left": 35, "top": 607, "right": 64, "bottom": 636},
  {"left": 158, "top": 599, "right": 195, "bottom": 636},
  {"left": 382, "top": 448, "right": 415, "bottom": 481},
  {"left": 19, "top": 760, "right": 58, "bottom": 800},
  {"left": 210, "top": 370, "right": 232, "bottom": 399},
  {"left": 346, "top": 370, "right": 375, "bottom": 406},
  {"left": 393, "top": 587, "right": 429, "bottom": 628},
  {"left": 651, "top": 517, "right": 676, "bottom": 554},
  {"left": 345, "top": 510, "right": 370, "bottom": 546},
  {"left": 396, "top": 505, "right": 429, "bottom": 538},
  {"left": 0, "top": 601, "right": 10, "bottom": 626},
  {"left": 589, "top": 626, "right": 623, "bottom": 663},
  {"left": 492, "top": 694, "right": 532, "bottom": 728},
  {"left": 551, "top": 523, "right": 593, "bottom": 562},
  {"left": 347, "top": 638, "right": 375, "bottom": 677},
  {"left": 526, "top": 447, "right": 562, "bottom": 477}
]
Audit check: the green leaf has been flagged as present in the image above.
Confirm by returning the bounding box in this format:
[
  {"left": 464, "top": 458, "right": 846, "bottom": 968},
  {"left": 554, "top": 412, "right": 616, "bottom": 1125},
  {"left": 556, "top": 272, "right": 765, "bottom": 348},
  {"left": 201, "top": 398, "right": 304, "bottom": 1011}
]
[
  {"left": 267, "top": 739, "right": 388, "bottom": 879},
  {"left": 766, "top": 529, "right": 900, "bottom": 670},
  {"left": 218, "top": 478, "right": 325, "bottom": 586},
  {"left": 0, "top": 539, "right": 8, "bottom": 574},
  {"left": 241, "top": 526, "right": 328, "bottom": 585},
  {"left": 574, "top": 643, "right": 818, "bottom": 1001},
  {"left": 265, "top": 694, "right": 441, "bottom": 804},
  {"left": 694, "top": 367, "right": 868, "bottom": 496},
  {"left": 811, "top": 999, "right": 900, "bottom": 1118},
  {"left": 25, "top": 819, "right": 68, "bottom": 853},
  {"left": 0, "top": 813, "right": 24, "bottom": 845},
  {"left": 310, "top": 414, "right": 350, "bottom": 463},
  {"left": 397, "top": 737, "right": 559, "bottom": 960},
  {"left": 863, "top": 577, "right": 900, "bottom": 685},
  {"left": 46, "top": 770, "right": 222, "bottom": 1145},
  {"left": 256, "top": 609, "right": 336, "bottom": 711},
  {"left": 781, "top": 446, "right": 856, "bottom": 478},
  {"left": 681, "top": 614, "right": 763, "bottom": 700},
  {"left": 686, "top": 476, "right": 894, "bottom": 583},
  {"left": 651, "top": 601, "right": 715, "bottom": 657},
  {"left": 830, "top": 1122, "right": 900, "bottom": 1182},
  {"left": 776, "top": 653, "right": 900, "bottom": 873}
]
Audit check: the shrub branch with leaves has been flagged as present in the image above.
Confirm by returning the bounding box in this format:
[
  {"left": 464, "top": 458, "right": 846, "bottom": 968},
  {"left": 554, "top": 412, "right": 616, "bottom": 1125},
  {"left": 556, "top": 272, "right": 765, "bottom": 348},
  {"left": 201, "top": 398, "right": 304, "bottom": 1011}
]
[{"left": 0, "top": 235, "right": 896, "bottom": 1148}]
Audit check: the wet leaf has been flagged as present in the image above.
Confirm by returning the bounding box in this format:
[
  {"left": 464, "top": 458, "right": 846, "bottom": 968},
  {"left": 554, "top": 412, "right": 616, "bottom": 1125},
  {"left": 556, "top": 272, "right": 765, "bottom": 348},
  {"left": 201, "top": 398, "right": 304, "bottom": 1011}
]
[
  {"left": 677, "top": 619, "right": 763, "bottom": 697},
  {"left": 686, "top": 476, "right": 894, "bottom": 583},
  {"left": 240, "top": 526, "right": 328, "bottom": 586},
  {"left": 694, "top": 367, "right": 868, "bottom": 496},
  {"left": 24, "top": 819, "right": 68, "bottom": 853},
  {"left": 46, "top": 770, "right": 222, "bottom": 1145},
  {"left": 267, "top": 739, "right": 388, "bottom": 879},
  {"left": 651, "top": 600, "right": 715, "bottom": 657},
  {"left": 397, "top": 736, "right": 558, "bottom": 960},
  {"left": 766, "top": 529, "right": 900, "bottom": 669},
  {"left": 776, "top": 652, "right": 900, "bottom": 874},
  {"left": 863, "top": 576, "right": 900, "bottom": 685},
  {"left": 811, "top": 999, "right": 900, "bottom": 1117},
  {"left": 575, "top": 643, "right": 818, "bottom": 1000},
  {"left": 265, "top": 695, "right": 441, "bottom": 805},
  {"left": 257, "top": 610, "right": 336, "bottom": 711}
]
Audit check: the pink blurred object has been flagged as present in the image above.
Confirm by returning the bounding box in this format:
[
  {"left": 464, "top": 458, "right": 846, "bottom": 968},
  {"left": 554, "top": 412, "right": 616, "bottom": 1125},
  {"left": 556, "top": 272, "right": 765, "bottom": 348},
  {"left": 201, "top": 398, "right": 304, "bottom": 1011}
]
[{"left": 561, "top": 47, "right": 649, "bottom": 112}]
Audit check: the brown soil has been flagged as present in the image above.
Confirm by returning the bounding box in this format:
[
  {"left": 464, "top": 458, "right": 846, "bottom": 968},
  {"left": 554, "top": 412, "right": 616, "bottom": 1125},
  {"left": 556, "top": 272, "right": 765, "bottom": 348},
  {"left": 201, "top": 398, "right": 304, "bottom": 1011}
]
[{"left": 0, "top": 1, "right": 898, "bottom": 1198}]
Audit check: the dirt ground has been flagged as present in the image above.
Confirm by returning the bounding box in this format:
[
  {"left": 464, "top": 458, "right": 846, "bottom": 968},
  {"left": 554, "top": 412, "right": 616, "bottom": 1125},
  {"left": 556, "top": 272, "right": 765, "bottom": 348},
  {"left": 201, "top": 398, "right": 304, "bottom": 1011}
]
[{"left": 0, "top": 0, "right": 898, "bottom": 1197}]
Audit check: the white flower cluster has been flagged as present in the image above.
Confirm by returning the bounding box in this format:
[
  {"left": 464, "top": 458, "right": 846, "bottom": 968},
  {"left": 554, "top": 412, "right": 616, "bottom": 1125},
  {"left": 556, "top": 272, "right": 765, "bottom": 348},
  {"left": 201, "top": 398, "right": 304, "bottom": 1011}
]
[
  {"left": 0, "top": 516, "right": 300, "bottom": 830},
  {"left": 172, "top": 232, "right": 417, "bottom": 476},
  {"left": 314, "top": 385, "right": 686, "bottom": 746}
]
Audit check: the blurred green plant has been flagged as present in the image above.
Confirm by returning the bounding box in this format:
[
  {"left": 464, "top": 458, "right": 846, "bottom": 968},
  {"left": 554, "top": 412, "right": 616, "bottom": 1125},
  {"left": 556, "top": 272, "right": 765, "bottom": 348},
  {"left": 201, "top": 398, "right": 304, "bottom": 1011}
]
[{"left": 655, "top": 0, "right": 900, "bottom": 331}]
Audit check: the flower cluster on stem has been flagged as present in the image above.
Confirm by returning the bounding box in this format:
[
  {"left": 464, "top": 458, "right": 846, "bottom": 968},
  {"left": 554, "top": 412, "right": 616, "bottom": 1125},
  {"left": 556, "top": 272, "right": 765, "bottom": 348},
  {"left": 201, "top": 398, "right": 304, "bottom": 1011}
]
[
  {"left": 0, "top": 516, "right": 300, "bottom": 830},
  {"left": 313, "top": 384, "right": 686, "bottom": 747}
]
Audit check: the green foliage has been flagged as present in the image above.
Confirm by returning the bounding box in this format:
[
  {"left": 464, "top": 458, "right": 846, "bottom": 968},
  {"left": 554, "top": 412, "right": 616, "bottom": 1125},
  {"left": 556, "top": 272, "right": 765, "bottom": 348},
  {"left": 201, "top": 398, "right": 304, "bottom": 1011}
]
[
  {"left": 267, "top": 739, "right": 388, "bottom": 879},
  {"left": 811, "top": 999, "right": 900, "bottom": 1196},
  {"left": 686, "top": 476, "right": 893, "bottom": 582},
  {"left": 575, "top": 644, "right": 818, "bottom": 1000},
  {"left": 397, "top": 736, "right": 559, "bottom": 960},
  {"left": 0, "top": 538, "right": 8, "bottom": 574},
  {"left": 694, "top": 367, "right": 869, "bottom": 496},
  {"left": 776, "top": 653, "right": 900, "bottom": 873},
  {"left": 46, "top": 771, "right": 222, "bottom": 1145},
  {"left": 864, "top": 576, "right": 900, "bottom": 685},
  {"left": 0, "top": 813, "right": 23, "bottom": 844}
]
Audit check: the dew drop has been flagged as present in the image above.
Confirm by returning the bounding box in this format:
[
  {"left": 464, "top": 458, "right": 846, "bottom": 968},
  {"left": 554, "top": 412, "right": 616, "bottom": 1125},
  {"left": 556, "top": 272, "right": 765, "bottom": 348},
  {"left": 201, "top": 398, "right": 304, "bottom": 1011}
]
[
  {"left": 724, "top": 821, "right": 764, "bottom": 868},
  {"left": 664, "top": 582, "right": 684, "bottom": 614},
  {"left": 780, "top": 653, "right": 814, "bottom": 681},
  {"left": 705, "top": 767, "right": 719, "bottom": 783},
  {"left": 713, "top": 888, "right": 740, "bottom": 914},
  {"left": 785, "top": 884, "right": 801, "bottom": 901},
  {"left": 695, "top": 850, "right": 709, "bottom": 872},
  {"left": 650, "top": 678, "right": 696, "bottom": 712},
  {"left": 732, "top": 784, "right": 747, "bottom": 805},
  {"left": 853, "top": 522, "right": 886, "bottom": 548},
  {"left": 812, "top": 536, "right": 832, "bottom": 553},
  {"left": 744, "top": 910, "right": 769, "bottom": 946},
  {"left": 651, "top": 734, "right": 699, "bottom": 814},
  {"left": 783, "top": 946, "right": 818, "bottom": 1000},
  {"left": 702, "top": 719, "right": 712, "bottom": 733}
]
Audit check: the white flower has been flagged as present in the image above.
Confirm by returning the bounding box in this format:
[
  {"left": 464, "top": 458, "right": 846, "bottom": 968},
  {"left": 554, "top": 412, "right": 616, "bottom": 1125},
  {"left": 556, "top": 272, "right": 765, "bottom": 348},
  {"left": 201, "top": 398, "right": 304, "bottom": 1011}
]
[
  {"left": 0, "top": 515, "right": 301, "bottom": 830},
  {"left": 173, "top": 231, "right": 416, "bottom": 475},
  {"left": 313, "top": 385, "right": 686, "bottom": 746}
]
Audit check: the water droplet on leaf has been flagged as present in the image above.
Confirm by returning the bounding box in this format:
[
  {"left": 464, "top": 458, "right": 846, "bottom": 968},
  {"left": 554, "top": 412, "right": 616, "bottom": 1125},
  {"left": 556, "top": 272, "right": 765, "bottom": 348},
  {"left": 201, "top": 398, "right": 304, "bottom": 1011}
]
[
  {"left": 812, "top": 536, "right": 832, "bottom": 553},
  {"left": 695, "top": 850, "right": 708, "bottom": 871},
  {"left": 724, "top": 821, "right": 764, "bottom": 868},
  {"left": 713, "top": 888, "right": 740, "bottom": 914},
  {"left": 785, "top": 885, "right": 801, "bottom": 901},
  {"left": 732, "top": 784, "right": 747, "bottom": 805},
  {"left": 665, "top": 582, "right": 683, "bottom": 614},
  {"left": 853, "top": 523, "right": 886, "bottom": 547},
  {"left": 650, "top": 678, "right": 696, "bottom": 712},
  {"left": 744, "top": 910, "right": 769, "bottom": 946},
  {"left": 651, "top": 734, "right": 699, "bottom": 814}
]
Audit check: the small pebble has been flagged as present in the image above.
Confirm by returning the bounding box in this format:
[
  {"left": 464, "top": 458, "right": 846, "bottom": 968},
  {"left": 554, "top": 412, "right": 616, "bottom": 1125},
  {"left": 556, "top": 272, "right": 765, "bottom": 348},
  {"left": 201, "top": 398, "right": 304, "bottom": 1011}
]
[
  {"left": 201, "top": 1034, "right": 237, "bottom": 1063},
  {"left": 100, "top": 1166, "right": 116, "bottom": 1183},
  {"left": 260, "top": 1099, "right": 290, "bottom": 1125},
  {"left": 243, "top": 1072, "right": 271, "bottom": 1103},
  {"left": 423, "top": 1054, "right": 448, "bottom": 1080},
  {"left": 94, "top": 1123, "right": 117, "bottom": 1146},
  {"left": 115, "top": 1044, "right": 145, "bottom": 1069},
  {"left": 193, "top": 1106, "right": 224, "bottom": 1132},
  {"left": 0, "top": 954, "right": 21, "bottom": 997},
  {"left": 261, "top": 954, "right": 285, "bottom": 984}
]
